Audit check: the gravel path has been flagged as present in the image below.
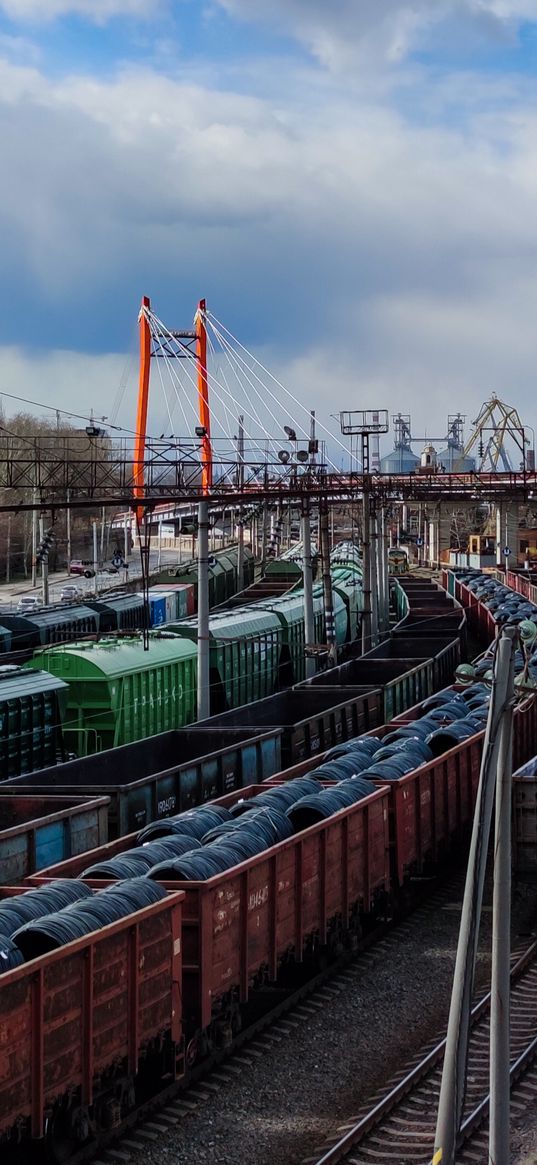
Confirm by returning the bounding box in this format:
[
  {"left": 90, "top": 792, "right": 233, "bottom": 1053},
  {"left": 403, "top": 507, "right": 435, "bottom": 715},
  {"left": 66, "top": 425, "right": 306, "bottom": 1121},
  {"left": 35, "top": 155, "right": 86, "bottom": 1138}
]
[{"left": 118, "top": 878, "right": 537, "bottom": 1165}]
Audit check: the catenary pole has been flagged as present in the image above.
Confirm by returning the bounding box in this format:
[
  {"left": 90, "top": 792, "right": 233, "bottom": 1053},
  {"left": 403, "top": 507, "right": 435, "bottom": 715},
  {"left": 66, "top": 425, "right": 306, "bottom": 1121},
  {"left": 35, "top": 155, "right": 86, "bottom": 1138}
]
[
  {"left": 302, "top": 498, "right": 316, "bottom": 679},
  {"left": 489, "top": 628, "right": 516, "bottom": 1165},
  {"left": 432, "top": 628, "right": 516, "bottom": 1165}
]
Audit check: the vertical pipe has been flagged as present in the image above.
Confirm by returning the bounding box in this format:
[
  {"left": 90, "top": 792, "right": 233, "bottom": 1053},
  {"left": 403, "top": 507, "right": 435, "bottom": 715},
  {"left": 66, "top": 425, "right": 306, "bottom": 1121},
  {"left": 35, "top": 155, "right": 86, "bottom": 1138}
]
[
  {"left": 100, "top": 506, "right": 105, "bottom": 559},
  {"left": 197, "top": 498, "right": 210, "bottom": 720},
  {"left": 157, "top": 516, "right": 162, "bottom": 570},
  {"left": 489, "top": 635, "right": 516, "bottom": 1165},
  {"left": 320, "top": 497, "right": 336, "bottom": 665},
  {"left": 362, "top": 488, "right": 372, "bottom": 654},
  {"left": 31, "top": 488, "right": 37, "bottom": 587},
  {"left": 433, "top": 629, "right": 516, "bottom": 1165},
  {"left": 124, "top": 514, "right": 129, "bottom": 564},
  {"left": 302, "top": 500, "right": 316, "bottom": 679}
]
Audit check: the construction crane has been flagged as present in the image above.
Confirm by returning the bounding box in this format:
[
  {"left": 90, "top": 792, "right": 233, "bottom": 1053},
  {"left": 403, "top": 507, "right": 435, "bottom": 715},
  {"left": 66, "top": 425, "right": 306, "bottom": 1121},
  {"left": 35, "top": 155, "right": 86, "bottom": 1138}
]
[{"left": 462, "top": 394, "right": 529, "bottom": 472}]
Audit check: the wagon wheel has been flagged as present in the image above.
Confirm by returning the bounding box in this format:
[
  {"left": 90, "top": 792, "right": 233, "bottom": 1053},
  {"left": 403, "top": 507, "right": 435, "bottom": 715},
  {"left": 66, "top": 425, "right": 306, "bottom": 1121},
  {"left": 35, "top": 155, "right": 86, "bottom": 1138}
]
[
  {"left": 185, "top": 1036, "right": 200, "bottom": 1069},
  {"left": 45, "top": 1111, "right": 91, "bottom": 1164}
]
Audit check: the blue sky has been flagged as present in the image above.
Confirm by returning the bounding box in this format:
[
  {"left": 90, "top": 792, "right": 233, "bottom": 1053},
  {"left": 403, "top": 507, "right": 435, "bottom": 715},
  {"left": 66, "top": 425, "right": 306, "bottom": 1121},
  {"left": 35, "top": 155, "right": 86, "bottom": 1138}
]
[{"left": 1, "top": 0, "right": 537, "bottom": 451}]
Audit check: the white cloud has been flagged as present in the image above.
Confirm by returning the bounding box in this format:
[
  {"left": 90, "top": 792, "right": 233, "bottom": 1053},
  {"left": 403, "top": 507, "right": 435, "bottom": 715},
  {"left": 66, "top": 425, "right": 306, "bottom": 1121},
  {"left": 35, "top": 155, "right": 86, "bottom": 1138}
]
[
  {"left": 0, "top": 346, "right": 129, "bottom": 424},
  {"left": 215, "top": 0, "right": 537, "bottom": 69},
  {"left": 0, "top": 0, "right": 160, "bottom": 22},
  {"left": 0, "top": 29, "right": 536, "bottom": 437}
]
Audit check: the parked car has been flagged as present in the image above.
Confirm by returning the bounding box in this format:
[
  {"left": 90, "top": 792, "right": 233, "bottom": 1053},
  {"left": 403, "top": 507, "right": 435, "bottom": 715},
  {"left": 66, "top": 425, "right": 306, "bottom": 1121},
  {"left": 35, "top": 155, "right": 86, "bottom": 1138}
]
[
  {"left": 69, "top": 560, "right": 95, "bottom": 578},
  {"left": 16, "top": 595, "right": 41, "bottom": 613},
  {"left": 60, "top": 584, "right": 82, "bottom": 603}
]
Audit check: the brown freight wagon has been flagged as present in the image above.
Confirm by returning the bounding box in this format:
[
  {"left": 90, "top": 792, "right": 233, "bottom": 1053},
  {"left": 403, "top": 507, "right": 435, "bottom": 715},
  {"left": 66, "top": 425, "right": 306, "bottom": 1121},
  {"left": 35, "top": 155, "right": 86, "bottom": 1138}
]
[
  {"left": 24, "top": 784, "right": 391, "bottom": 1056},
  {"left": 0, "top": 890, "right": 184, "bottom": 1147}
]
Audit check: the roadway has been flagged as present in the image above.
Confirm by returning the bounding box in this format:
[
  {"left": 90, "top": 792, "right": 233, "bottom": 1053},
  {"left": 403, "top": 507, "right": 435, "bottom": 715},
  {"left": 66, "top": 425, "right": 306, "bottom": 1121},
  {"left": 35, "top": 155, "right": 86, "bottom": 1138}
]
[{"left": 0, "top": 549, "right": 182, "bottom": 610}]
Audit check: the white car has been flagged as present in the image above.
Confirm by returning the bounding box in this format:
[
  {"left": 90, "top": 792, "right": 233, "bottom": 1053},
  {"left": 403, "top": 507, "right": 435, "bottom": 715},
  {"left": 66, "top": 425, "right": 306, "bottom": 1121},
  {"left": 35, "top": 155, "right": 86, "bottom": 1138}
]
[
  {"left": 16, "top": 595, "right": 41, "bottom": 614},
  {"left": 60, "top": 585, "right": 82, "bottom": 603}
]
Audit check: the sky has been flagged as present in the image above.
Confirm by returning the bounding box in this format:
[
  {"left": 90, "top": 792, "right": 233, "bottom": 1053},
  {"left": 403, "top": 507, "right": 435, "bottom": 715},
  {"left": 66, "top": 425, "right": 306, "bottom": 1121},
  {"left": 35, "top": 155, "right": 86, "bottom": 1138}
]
[{"left": 1, "top": 0, "right": 537, "bottom": 460}]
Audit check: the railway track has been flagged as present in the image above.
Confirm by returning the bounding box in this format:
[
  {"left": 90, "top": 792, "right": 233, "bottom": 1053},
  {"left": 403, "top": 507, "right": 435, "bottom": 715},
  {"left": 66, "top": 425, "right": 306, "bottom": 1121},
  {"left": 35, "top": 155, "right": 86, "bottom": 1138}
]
[
  {"left": 301, "top": 938, "right": 537, "bottom": 1165},
  {"left": 82, "top": 875, "right": 467, "bottom": 1165}
]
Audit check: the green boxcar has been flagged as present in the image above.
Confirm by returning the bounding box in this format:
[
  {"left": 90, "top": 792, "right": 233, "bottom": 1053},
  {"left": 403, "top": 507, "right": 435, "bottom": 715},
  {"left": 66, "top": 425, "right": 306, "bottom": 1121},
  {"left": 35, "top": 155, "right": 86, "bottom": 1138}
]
[
  {"left": 168, "top": 607, "right": 283, "bottom": 712},
  {"left": 0, "top": 667, "right": 68, "bottom": 779},
  {"left": 254, "top": 593, "right": 325, "bottom": 685},
  {"left": 25, "top": 636, "right": 197, "bottom": 756},
  {"left": 332, "top": 567, "right": 364, "bottom": 644}
]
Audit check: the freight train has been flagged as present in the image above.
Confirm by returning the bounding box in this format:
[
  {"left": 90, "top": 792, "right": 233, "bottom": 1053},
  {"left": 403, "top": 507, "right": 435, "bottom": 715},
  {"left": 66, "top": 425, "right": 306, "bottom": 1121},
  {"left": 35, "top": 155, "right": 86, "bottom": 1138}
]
[
  {"left": 0, "top": 545, "right": 353, "bottom": 774},
  {"left": 1, "top": 575, "right": 533, "bottom": 1161},
  {"left": 15, "top": 543, "right": 362, "bottom": 760}
]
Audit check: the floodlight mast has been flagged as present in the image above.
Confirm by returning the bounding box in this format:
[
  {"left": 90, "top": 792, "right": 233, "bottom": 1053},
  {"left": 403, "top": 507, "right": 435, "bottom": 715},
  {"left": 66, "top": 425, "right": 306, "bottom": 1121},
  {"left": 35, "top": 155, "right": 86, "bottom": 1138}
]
[{"left": 339, "top": 410, "right": 389, "bottom": 651}]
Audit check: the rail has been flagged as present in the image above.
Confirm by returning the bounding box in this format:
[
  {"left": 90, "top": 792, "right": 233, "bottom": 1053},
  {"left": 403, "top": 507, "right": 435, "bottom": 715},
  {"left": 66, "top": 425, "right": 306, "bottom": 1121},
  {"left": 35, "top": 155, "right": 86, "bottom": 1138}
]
[{"left": 304, "top": 939, "right": 537, "bottom": 1165}]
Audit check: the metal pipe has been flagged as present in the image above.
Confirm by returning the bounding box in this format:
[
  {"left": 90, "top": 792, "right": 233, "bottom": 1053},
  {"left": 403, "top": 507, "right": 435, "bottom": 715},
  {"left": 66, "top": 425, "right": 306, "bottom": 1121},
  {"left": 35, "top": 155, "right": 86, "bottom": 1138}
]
[
  {"left": 489, "top": 631, "right": 516, "bottom": 1165},
  {"left": 302, "top": 500, "right": 316, "bottom": 679},
  {"left": 197, "top": 498, "right": 210, "bottom": 720},
  {"left": 157, "top": 516, "right": 162, "bottom": 570},
  {"left": 432, "top": 628, "right": 516, "bottom": 1165}
]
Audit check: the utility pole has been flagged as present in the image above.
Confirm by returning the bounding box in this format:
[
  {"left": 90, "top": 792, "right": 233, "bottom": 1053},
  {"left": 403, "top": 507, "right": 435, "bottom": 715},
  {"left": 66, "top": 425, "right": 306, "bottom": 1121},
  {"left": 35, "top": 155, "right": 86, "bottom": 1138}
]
[
  {"left": 320, "top": 496, "right": 337, "bottom": 666},
  {"left": 432, "top": 627, "right": 517, "bottom": 1165},
  {"left": 39, "top": 517, "right": 49, "bottom": 606},
  {"left": 338, "top": 411, "right": 389, "bottom": 655},
  {"left": 100, "top": 507, "right": 106, "bottom": 559},
  {"left": 197, "top": 497, "right": 210, "bottom": 720},
  {"left": 92, "top": 519, "right": 99, "bottom": 597},
  {"left": 370, "top": 507, "right": 379, "bottom": 646},
  {"left": 489, "top": 631, "right": 516, "bottom": 1165},
  {"left": 362, "top": 486, "right": 372, "bottom": 653},
  {"left": 66, "top": 489, "right": 71, "bottom": 570},
  {"left": 31, "top": 489, "right": 37, "bottom": 587},
  {"left": 237, "top": 415, "right": 245, "bottom": 591},
  {"left": 5, "top": 515, "right": 11, "bottom": 584},
  {"left": 302, "top": 499, "right": 316, "bottom": 679}
]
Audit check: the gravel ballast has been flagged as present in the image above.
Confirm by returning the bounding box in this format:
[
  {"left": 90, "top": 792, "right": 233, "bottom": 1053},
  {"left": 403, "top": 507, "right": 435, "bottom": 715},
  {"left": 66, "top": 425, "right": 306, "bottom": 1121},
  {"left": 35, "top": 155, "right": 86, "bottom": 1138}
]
[{"left": 117, "top": 877, "right": 537, "bottom": 1165}]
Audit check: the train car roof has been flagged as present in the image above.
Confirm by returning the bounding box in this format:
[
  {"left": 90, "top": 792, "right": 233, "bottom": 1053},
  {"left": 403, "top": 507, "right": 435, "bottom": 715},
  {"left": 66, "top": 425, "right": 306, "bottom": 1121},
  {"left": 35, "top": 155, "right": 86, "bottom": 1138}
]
[{"left": 26, "top": 635, "right": 198, "bottom": 678}]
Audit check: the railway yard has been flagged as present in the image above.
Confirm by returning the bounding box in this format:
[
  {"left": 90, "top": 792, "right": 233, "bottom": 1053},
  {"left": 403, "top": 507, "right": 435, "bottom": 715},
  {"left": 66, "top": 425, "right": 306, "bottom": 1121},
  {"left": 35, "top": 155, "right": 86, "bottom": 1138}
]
[{"left": 0, "top": 544, "right": 537, "bottom": 1164}]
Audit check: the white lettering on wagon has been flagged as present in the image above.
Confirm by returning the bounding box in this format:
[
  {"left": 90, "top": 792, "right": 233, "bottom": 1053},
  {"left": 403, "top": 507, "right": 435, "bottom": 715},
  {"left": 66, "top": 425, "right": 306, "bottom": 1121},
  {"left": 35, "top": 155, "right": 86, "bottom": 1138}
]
[
  {"left": 157, "top": 795, "right": 177, "bottom": 816},
  {"left": 248, "top": 886, "right": 269, "bottom": 912}
]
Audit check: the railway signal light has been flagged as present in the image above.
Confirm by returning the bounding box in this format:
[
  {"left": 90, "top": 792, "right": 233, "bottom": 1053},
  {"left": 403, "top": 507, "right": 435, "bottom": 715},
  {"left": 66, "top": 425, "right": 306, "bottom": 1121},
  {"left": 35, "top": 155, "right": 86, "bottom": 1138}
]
[{"left": 36, "top": 528, "right": 54, "bottom": 564}]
